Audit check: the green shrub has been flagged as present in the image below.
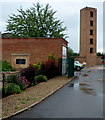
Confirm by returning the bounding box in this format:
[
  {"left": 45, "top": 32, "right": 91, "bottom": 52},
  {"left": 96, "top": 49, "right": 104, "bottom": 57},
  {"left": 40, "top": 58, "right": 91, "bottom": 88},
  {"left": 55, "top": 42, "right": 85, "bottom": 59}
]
[
  {"left": 31, "top": 80, "right": 37, "bottom": 86},
  {"left": 3, "top": 83, "right": 21, "bottom": 96},
  {"left": 17, "top": 82, "right": 25, "bottom": 91},
  {"left": 6, "top": 73, "right": 18, "bottom": 83},
  {"left": 0, "top": 60, "right": 15, "bottom": 71},
  {"left": 33, "top": 62, "right": 42, "bottom": 76},
  {"left": 48, "top": 54, "right": 56, "bottom": 61},
  {"left": 35, "top": 75, "right": 47, "bottom": 83},
  {"left": 6, "top": 73, "right": 30, "bottom": 91}
]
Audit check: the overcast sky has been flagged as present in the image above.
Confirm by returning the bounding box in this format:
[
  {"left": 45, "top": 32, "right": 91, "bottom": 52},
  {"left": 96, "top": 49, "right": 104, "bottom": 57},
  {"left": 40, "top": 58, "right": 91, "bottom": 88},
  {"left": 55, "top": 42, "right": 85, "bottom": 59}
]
[{"left": 0, "top": 0, "right": 104, "bottom": 53}]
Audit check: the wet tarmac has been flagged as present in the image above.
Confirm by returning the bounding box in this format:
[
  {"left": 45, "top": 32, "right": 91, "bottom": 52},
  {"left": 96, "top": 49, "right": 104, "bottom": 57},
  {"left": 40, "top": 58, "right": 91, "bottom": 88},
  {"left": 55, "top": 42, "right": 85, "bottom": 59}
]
[{"left": 9, "top": 66, "right": 104, "bottom": 119}]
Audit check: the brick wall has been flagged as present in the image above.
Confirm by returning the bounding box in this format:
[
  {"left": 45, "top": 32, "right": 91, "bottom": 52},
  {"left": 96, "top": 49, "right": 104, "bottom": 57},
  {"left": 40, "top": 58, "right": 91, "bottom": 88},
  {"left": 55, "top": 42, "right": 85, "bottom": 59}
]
[
  {"left": 74, "top": 56, "right": 102, "bottom": 65},
  {"left": 96, "top": 56, "right": 102, "bottom": 65},
  {"left": 74, "top": 56, "right": 86, "bottom": 63},
  {"left": 2, "top": 38, "right": 68, "bottom": 68}
]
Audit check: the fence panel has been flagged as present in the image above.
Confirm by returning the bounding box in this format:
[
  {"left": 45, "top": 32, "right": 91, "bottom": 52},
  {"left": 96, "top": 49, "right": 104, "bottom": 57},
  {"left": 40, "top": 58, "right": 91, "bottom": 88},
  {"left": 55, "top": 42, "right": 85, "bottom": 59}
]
[{"left": 58, "top": 57, "right": 74, "bottom": 77}]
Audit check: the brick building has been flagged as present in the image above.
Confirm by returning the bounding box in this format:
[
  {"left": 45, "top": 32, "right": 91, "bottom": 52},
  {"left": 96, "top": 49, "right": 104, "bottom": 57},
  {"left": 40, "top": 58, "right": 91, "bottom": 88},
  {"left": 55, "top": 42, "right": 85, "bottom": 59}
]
[
  {"left": 2, "top": 38, "right": 68, "bottom": 69},
  {"left": 75, "top": 7, "right": 101, "bottom": 65}
]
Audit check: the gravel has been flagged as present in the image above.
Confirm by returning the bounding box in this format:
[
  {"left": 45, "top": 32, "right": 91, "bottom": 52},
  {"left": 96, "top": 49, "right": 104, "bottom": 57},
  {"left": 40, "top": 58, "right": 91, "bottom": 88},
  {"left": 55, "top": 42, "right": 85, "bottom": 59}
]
[{"left": 1, "top": 76, "right": 74, "bottom": 119}]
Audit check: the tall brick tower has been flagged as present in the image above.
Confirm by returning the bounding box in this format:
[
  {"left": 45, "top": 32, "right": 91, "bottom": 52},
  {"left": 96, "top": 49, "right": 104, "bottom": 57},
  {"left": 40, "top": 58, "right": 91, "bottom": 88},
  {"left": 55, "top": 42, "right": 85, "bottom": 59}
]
[{"left": 80, "top": 7, "right": 97, "bottom": 65}]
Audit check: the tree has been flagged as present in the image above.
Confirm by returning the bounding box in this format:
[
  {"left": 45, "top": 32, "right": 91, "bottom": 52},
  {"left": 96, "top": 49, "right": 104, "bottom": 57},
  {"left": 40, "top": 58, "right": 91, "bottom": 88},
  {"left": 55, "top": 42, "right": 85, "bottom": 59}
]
[
  {"left": 6, "top": 3, "right": 68, "bottom": 39},
  {"left": 97, "top": 52, "right": 103, "bottom": 57},
  {"left": 73, "top": 52, "right": 80, "bottom": 56},
  {"left": 68, "top": 47, "right": 79, "bottom": 57},
  {"left": 97, "top": 52, "right": 105, "bottom": 60},
  {"left": 68, "top": 47, "right": 74, "bottom": 57}
]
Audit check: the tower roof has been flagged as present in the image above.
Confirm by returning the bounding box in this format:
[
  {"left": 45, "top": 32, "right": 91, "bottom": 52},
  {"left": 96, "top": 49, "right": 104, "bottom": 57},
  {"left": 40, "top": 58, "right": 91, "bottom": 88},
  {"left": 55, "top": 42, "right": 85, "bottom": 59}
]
[{"left": 80, "top": 6, "right": 97, "bottom": 11}]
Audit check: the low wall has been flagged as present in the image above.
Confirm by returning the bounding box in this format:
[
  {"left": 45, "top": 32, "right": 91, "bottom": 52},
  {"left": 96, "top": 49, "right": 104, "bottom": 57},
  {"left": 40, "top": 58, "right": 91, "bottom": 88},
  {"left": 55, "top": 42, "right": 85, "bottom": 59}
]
[
  {"left": 96, "top": 56, "right": 102, "bottom": 65},
  {"left": 74, "top": 56, "right": 102, "bottom": 65},
  {"left": 74, "top": 56, "right": 86, "bottom": 63}
]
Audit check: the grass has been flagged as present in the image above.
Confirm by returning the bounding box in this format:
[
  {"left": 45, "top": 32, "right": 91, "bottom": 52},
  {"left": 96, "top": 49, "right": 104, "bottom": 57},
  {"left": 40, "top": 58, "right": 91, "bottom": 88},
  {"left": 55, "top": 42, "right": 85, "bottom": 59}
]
[{"left": 18, "top": 97, "right": 37, "bottom": 101}]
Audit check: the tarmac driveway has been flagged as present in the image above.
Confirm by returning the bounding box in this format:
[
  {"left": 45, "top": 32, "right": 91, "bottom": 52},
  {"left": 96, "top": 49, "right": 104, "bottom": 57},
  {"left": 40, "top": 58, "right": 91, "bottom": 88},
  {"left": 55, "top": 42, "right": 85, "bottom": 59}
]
[{"left": 9, "top": 65, "right": 104, "bottom": 119}]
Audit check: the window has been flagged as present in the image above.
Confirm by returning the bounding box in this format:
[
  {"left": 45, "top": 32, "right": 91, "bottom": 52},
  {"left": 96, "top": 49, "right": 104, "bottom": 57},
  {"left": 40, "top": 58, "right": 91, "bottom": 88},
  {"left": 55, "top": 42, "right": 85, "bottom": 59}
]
[
  {"left": 90, "top": 30, "right": 93, "bottom": 35},
  {"left": 16, "top": 59, "right": 26, "bottom": 64},
  {"left": 90, "top": 39, "right": 93, "bottom": 44},
  {"left": 90, "top": 20, "right": 93, "bottom": 26},
  {"left": 90, "top": 11, "right": 93, "bottom": 17},
  {"left": 62, "top": 46, "right": 67, "bottom": 58},
  {"left": 90, "top": 48, "right": 93, "bottom": 53}
]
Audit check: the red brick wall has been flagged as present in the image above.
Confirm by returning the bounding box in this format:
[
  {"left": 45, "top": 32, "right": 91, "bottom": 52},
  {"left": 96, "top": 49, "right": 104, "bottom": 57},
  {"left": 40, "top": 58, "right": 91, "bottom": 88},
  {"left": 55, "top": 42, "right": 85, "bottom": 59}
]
[
  {"left": 74, "top": 56, "right": 86, "bottom": 63},
  {"left": 96, "top": 56, "right": 102, "bottom": 65},
  {"left": 74, "top": 56, "right": 102, "bottom": 65},
  {"left": 2, "top": 38, "right": 68, "bottom": 66}
]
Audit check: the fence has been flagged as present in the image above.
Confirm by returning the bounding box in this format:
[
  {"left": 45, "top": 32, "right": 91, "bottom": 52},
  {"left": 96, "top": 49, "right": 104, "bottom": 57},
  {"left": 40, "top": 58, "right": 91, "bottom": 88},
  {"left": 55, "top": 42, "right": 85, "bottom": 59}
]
[
  {"left": 58, "top": 57, "right": 74, "bottom": 78},
  {"left": 0, "top": 71, "right": 20, "bottom": 97}
]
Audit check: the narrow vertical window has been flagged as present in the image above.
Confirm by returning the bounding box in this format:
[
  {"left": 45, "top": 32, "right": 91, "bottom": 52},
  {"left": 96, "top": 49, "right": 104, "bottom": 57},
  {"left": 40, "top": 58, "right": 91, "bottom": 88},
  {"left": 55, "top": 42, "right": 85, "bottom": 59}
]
[
  {"left": 90, "top": 11, "right": 93, "bottom": 17},
  {"left": 90, "top": 30, "right": 93, "bottom": 35},
  {"left": 90, "top": 20, "right": 93, "bottom": 26},
  {"left": 90, "top": 39, "right": 93, "bottom": 44},
  {"left": 90, "top": 48, "right": 93, "bottom": 53}
]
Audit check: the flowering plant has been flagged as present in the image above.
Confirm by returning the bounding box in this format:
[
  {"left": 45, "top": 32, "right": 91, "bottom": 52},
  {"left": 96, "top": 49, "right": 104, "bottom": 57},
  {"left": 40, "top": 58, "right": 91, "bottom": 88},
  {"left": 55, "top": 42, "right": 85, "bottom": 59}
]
[
  {"left": 20, "top": 65, "right": 35, "bottom": 84},
  {"left": 13, "top": 93, "right": 17, "bottom": 95},
  {"left": 18, "top": 76, "right": 30, "bottom": 90}
]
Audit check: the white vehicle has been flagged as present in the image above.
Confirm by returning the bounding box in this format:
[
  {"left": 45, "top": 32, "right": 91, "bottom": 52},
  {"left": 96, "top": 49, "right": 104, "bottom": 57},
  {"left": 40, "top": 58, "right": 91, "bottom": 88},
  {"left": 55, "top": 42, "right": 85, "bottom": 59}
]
[{"left": 74, "top": 61, "right": 84, "bottom": 71}]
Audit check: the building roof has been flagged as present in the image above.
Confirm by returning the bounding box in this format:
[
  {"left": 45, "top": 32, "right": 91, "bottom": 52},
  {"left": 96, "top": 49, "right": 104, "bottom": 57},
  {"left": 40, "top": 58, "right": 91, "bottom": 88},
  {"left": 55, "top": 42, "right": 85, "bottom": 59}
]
[{"left": 80, "top": 6, "right": 97, "bottom": 11}]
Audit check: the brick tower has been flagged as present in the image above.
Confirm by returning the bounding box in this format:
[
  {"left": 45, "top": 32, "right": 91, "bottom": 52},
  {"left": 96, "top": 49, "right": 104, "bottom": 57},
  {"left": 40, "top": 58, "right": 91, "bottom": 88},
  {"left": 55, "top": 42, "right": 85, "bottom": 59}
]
[{"left": 80, "top": 7, "right": 97, "bottom": 65}]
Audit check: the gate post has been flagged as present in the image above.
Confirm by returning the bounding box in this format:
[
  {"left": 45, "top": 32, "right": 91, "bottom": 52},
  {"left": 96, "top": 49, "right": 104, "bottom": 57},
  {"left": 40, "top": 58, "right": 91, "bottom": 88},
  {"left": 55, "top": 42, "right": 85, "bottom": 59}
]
[
  {"left": 58, "top": 58, "right": 62, "bottom": 75},
  {"left": 2, "top": 73, "right": 5, "bottom": 97},
  {"left": 68, "top": 57, "right": 74, "bottom": 78}
]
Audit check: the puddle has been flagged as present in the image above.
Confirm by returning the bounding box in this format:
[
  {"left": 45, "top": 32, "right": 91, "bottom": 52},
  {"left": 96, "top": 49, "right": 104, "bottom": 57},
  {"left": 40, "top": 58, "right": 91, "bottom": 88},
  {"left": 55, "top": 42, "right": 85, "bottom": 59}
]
[
  {"left": 69, "top": 83, "right": 96, "bottom": 95},
  {"left": 82, "top": 74, "right": 88, "bottom": 77},
  {"left": 69, "top": 83, "right": 90, "bottom": 87},
  {"left": 97, "top": 93, "right": 103, "bottom": 97},
  {"left": 84, "top": 80, "right": 92, "bottom": 82},
  {"left": 87, "top": 70, "right": 92, "bottom": 73},
  {"left": 80, "top": 87, "right": 96, "bottom": 96},
  {"left": 79, "top": 83, "right": 90, "bottom": 86},
  {"left": 97, "top": 79, "right": 105, "bottom": 81},
  {"left": 69, "top": 83, "right": 90, "bottom": 91},
  {"left": 69, "top": 83, "right": 74, "bottom": 87},
  {"left": 69, "top": 83, "right": 79, "bottom": 90}
]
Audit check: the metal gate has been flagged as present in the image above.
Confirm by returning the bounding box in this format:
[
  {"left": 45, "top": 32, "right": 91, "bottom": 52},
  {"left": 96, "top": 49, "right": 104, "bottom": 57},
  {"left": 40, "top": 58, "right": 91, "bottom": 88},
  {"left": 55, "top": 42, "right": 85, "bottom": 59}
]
[
  {"left": 58, "top": 57, "right": 74, "bottom": 78},
  {"left": 62, "top": 58, "right": 67, "bottom": 75},
  {"left": 67, "top": 57, "right": 74, "bottom": 77}
]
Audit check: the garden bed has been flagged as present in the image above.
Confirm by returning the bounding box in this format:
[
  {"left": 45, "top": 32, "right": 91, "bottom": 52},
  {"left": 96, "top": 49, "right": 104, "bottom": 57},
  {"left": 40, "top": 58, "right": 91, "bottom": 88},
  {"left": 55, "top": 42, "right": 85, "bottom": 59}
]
[{"left": 1, "top": 76, "right": 75, "bottom": 119}]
